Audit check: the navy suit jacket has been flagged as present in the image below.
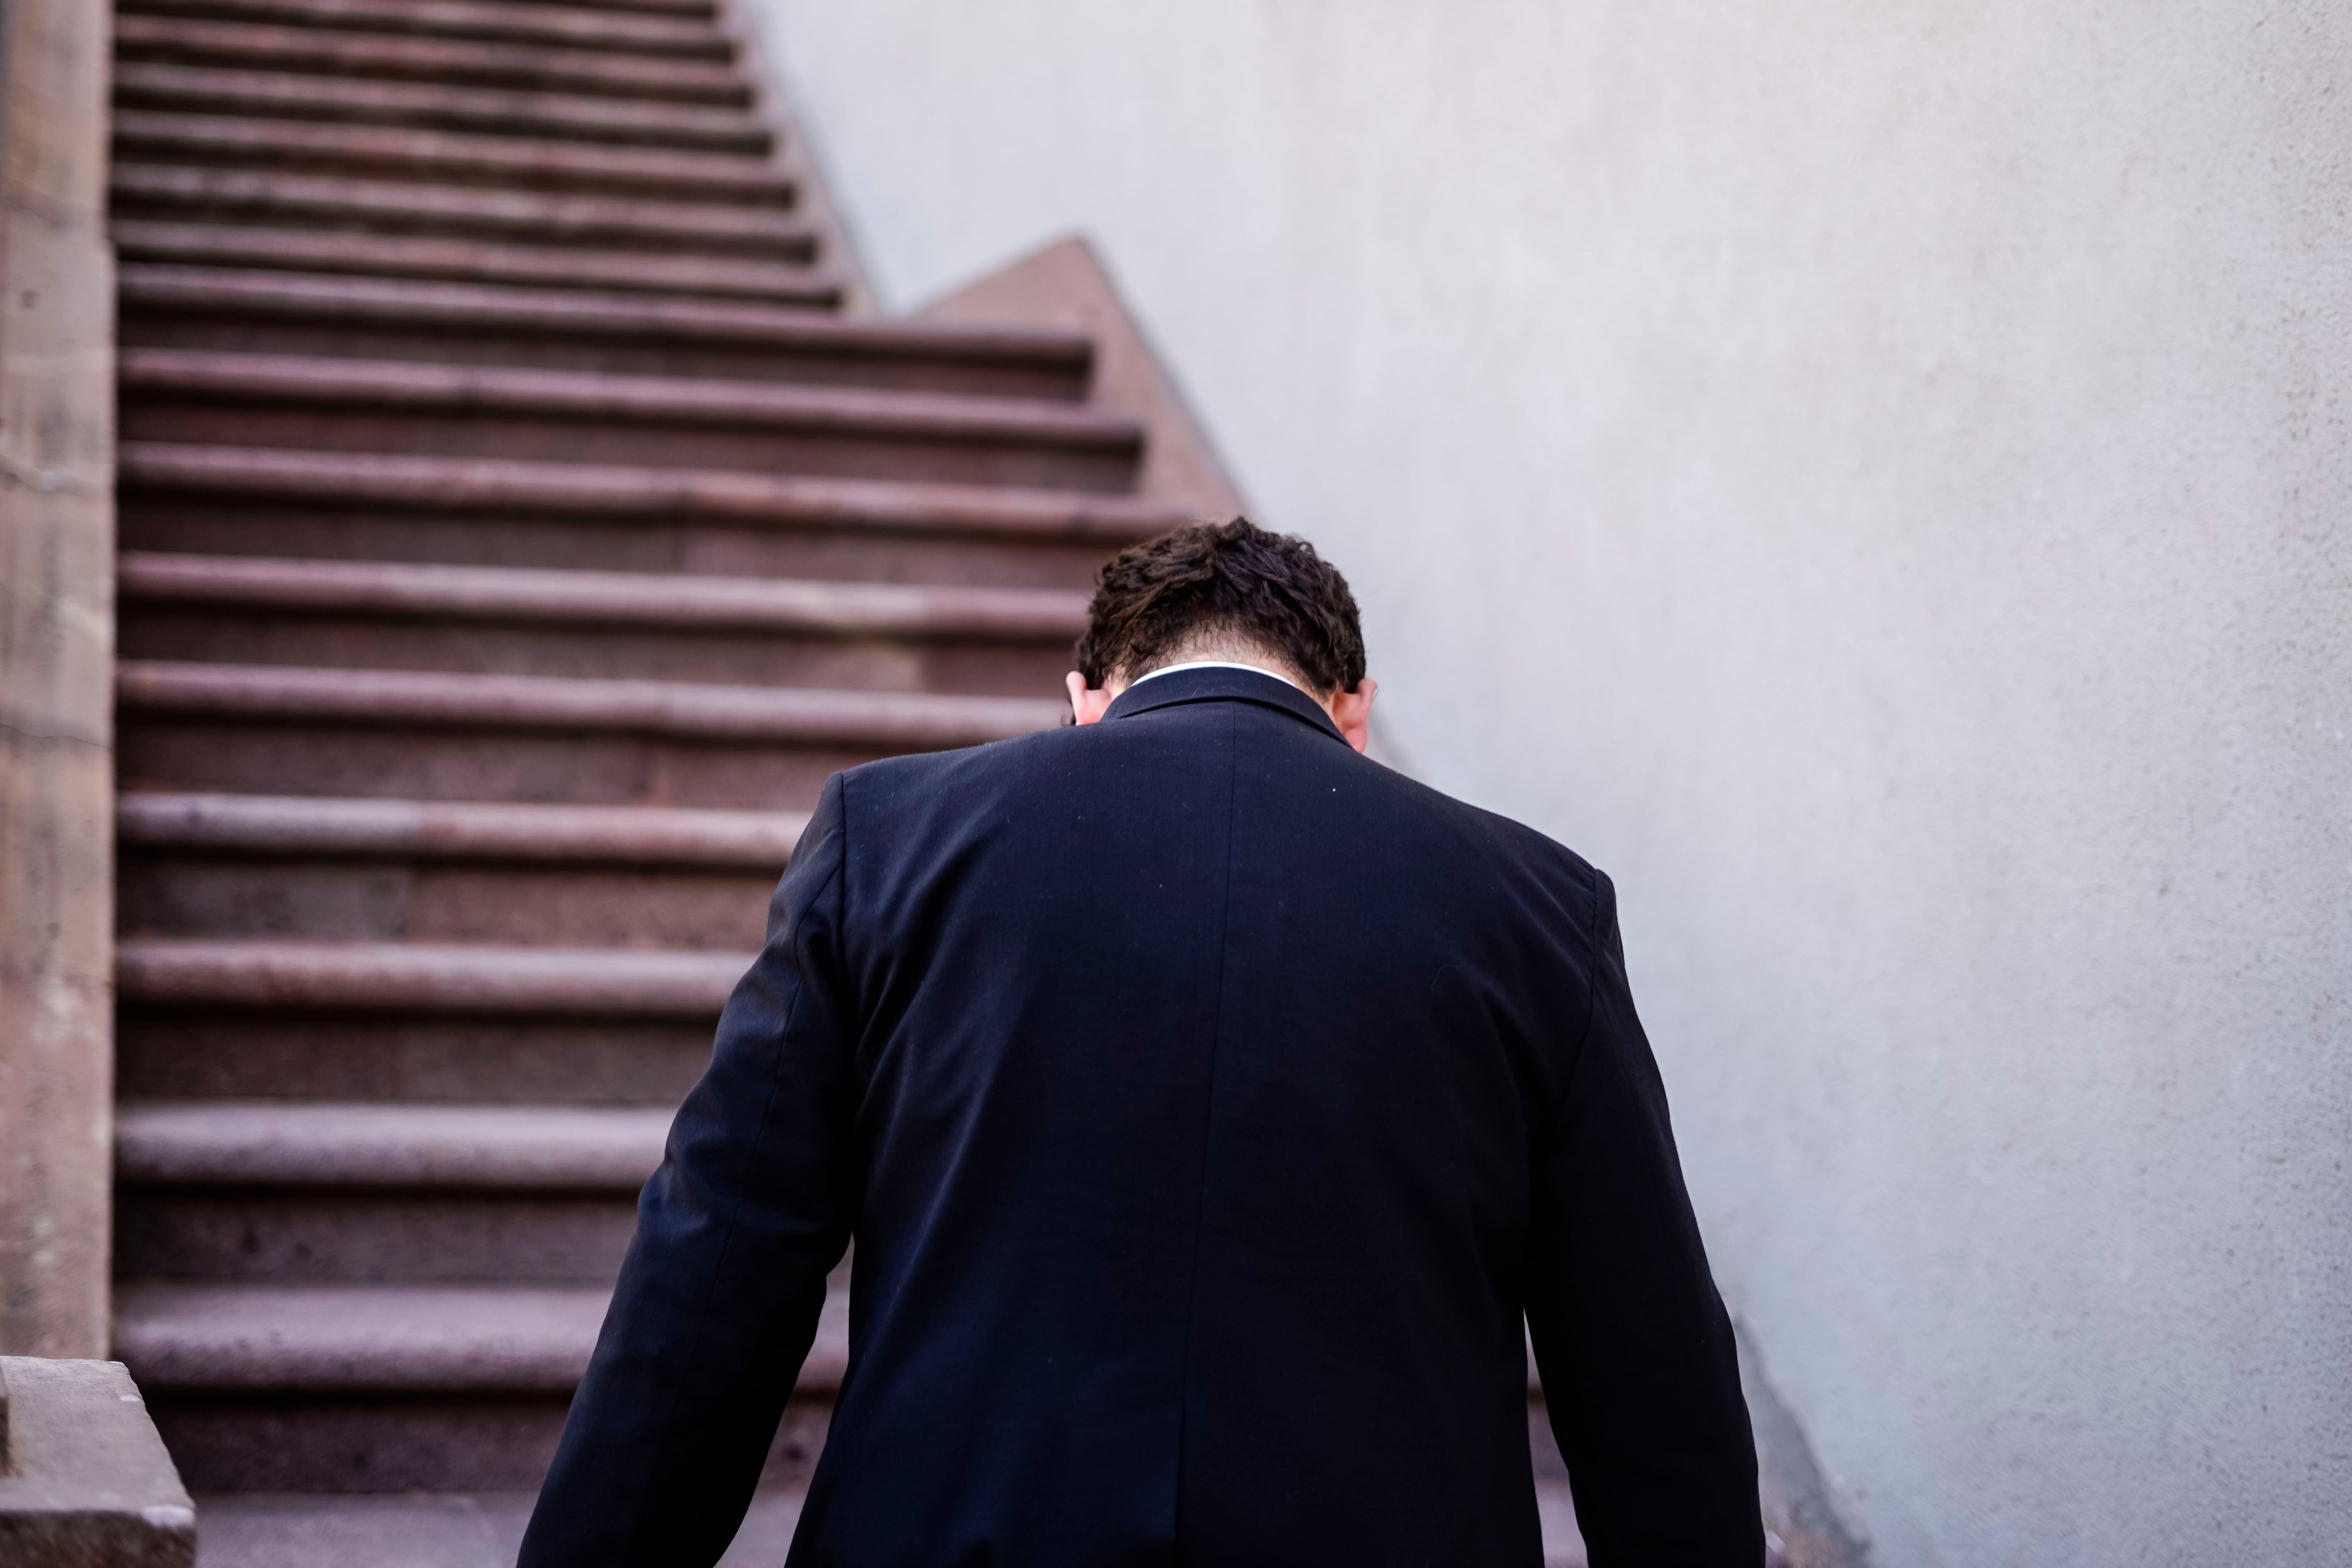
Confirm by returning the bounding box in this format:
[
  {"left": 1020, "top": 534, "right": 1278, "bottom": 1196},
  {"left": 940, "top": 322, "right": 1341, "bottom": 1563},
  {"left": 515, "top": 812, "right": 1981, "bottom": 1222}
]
[{"left": 520, "top": 666, "right": 1762, "bottom": 1567}]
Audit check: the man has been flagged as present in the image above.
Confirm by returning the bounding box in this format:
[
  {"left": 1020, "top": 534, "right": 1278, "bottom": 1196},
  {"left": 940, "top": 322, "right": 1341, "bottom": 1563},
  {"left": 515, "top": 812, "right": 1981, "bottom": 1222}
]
[{"left": 521, "top": 519, "right": 1763, "bottom": 1567}]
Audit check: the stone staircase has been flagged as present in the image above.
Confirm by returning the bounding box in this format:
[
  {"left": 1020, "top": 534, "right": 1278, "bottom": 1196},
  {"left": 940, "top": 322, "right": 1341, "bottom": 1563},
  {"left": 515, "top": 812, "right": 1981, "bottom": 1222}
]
[{"left": 102, "top": 0, "right": 1596, "bottom": 1562}]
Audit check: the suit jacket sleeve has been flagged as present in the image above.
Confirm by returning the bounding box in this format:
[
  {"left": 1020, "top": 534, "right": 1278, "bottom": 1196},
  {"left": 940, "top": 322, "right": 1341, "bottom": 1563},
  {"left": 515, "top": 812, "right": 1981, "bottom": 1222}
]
[
  {"left": 1524, "top": 868, "right": 1765, "bottom": 1567},
  {"left": 519, "top": 774, "right": 860, "bottom": 1568}
]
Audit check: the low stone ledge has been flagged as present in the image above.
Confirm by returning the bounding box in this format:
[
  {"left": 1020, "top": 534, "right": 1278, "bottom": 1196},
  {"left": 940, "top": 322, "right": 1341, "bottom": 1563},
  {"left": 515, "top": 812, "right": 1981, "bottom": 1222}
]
[{"left": 0, "top": 1357, "right": 196, "bottom": 1568}]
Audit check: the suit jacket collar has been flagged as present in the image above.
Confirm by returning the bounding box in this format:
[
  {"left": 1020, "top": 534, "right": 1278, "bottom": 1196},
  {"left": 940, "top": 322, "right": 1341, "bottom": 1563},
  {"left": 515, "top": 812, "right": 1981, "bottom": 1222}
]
[{"left": 1104, "top": 664, "right": 1349, "bottom": 745}]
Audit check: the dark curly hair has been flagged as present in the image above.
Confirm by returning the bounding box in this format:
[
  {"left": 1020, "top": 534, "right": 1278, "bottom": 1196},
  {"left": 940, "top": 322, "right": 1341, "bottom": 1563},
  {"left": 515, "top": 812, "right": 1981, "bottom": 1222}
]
[{"left": 1073, "top": 517, "right": 1367, "bottom": 694}]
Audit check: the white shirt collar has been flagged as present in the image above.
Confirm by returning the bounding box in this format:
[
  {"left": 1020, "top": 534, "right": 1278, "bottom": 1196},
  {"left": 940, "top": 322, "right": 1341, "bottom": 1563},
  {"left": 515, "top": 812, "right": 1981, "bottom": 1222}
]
[{"left": 1125, "top": 659, "right": 1307, "bottom": 695}]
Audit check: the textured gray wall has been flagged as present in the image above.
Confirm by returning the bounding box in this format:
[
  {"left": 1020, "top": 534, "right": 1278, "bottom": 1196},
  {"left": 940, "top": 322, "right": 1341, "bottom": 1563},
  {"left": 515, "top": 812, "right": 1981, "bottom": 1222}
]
[{"left": 738, "top": 3, "right": 2352, "bottom": 1562}]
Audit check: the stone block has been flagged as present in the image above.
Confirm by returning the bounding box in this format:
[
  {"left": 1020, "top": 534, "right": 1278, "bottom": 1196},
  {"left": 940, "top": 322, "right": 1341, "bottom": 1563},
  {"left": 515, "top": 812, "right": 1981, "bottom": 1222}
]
[{"left": 0, "top": 1357, "right": 196, "bottom": 1568}]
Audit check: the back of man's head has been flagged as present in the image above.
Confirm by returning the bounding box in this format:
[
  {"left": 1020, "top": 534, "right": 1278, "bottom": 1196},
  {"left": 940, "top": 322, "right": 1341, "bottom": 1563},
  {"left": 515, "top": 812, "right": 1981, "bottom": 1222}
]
[{"left": 1073, "top": 518, "right": 1367, "bottom": 696}]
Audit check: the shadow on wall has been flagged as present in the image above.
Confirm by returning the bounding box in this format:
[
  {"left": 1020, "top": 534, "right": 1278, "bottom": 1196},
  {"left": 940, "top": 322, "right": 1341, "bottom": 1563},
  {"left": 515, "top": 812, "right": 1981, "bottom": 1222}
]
[{"left": 1740, "top": 1322, "right": 1876, "bottom": 1568}]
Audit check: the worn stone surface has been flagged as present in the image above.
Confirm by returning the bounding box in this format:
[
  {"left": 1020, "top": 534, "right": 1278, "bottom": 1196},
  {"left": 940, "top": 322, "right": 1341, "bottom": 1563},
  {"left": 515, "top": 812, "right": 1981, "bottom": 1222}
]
[
  {"left": 0, "top": 1357, "right": 196, "bottom": 1567},
  {"left": 188, "top": 1489, "right": 807, "bottom": 1568},
  {"left": 0, "top": 0, "right": 118, "bottom": 1360}
]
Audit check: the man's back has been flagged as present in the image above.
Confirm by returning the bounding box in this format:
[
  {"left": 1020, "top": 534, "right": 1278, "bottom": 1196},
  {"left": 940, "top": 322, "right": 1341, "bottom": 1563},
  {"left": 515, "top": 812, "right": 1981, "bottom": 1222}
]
[
  {"left": 522, "top": 666, "right": 1760, "bottom": 1567},
  {"left": 824, "top": 666, "right": 1602, "bottom": 1563}
]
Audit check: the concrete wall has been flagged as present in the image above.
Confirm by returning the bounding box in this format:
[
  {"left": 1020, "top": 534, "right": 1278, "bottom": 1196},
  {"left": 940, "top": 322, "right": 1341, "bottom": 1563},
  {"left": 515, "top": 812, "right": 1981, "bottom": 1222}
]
[{"left": 735, "top": 3, "right": 2352, "bottom": 1563}]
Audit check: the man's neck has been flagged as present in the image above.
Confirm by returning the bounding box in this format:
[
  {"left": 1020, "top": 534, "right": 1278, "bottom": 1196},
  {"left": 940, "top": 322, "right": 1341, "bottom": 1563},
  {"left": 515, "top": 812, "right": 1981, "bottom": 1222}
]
[
  {"left": 1125, "top": 658, "right": 1309, "bottom": 695},
  {"left": 1073, "top": 653, "right": 1376, "bottom": 754}
]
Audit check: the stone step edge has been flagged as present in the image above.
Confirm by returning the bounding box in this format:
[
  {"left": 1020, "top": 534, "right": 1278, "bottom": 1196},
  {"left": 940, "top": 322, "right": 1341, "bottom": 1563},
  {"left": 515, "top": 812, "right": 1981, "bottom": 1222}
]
[
  {"left": 115, "top": 937, "right": 750, "bottom": 1014},
  {"left": 118, "top": 791, "right": 810, "bottom": 866},
  {"left": 116, "top": 659, "right": 1067, "bottom": 745},
  {"left": 112, "top": 110, "right": 798, "bottom": 203},
  {"left": 119, "top": 443, "right": 1182, "bottom": 539},
  {"left": 118, "top": 0, "right": 736, "bottom": 63},
  {"left": 120, "top": 349, "right": 1141, "bottom": 450},
  {"left": 111, "top": 220, "right": 843, "bottom": 305},
  {"left": 119, "top": 264, "right": 1095, "bottom": 370},
  {"left": 119, "top": 551, "right": 1089, "bottom": 638},
  {"left": 480, "top": 0, "right": 715, "bottom": 17},
  {"left": 112, "top": 16, "right": 753, "bottom": 108},
  {"left": 110, "top": 61, "right": 774, "bottom": 154},
  {"left": 116, "top": 1100, "right": 672, "bottom": 1189},
  {"left": 425, "top": 0, "right": 715, "bottom": 18},
  {"left": 112, "top": 165, "right": 819, "bottom": 256},
  {"left": 112, "top": 1282, "right": 849, "bottom": 1394},
  {"left": 112, "top": 1285, "right": 1550, "bottom": 1399},
  {"left": 182, "top": 1487, "right": 1618, "bottom": 1568}
]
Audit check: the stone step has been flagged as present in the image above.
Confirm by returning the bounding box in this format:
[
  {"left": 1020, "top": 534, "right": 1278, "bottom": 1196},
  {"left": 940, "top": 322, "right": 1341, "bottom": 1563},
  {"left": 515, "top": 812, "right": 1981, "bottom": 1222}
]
[
  {"left": 115, "top": 938, "right": 750, "bottom": 1014},
  {"left": 119, "top": 1284, "right": 845, "bottom": 1492},
  {"left": 188, "top": 1490, "right": 804, "bottom": 1568},
  {"left": 114, "top": 659, "right": 1059, "bottom": 807},
  {"left": 117, "top": 660, "right": 1065, "bottom": 746},
  {"left": 113, "top": 219, "right": 842, "bottom": 305},
  {"left": 119, "top": 847, "right": 778, "bottom": 948},
  {"left": 119, "top": 267, "right": 1093, "bottom": 397},
  {"left": 120, "top": 592, "right": 1073, "bottom": 696},
  {"left": 122, "top": 1179, "right": 638, "bottom": 1285},
  {"left": 111, "top": 1116, "right": 1542, "bottom": 1397},
  {"left": 119, "top": 703, "right": 903, "bottom": 811},
  {"left": 118, "top": 551, "right": 1084, "bottom": 691},
  {"left": 119, "top": 792, "right": 808, "bottom": 867},
  {"left": 112, "top": 165, "right": 819, "bottom": 260},
  {"left": 470, "top": 0, "right": 716, "bottom": 15},
  {"left": 118, "top": 0, "right": 735, "bottom": 62},
  {"left": 112, "top": 111, "right": 796, "bottom": 204},
  {"left": 118, "top": 1006, "right": 719, "bottom": 1107},
  {"left": 115, "top": 788, "right": 797, "bottom": 952},
  {"left": 119, "top": 350, "right": 1144, "bottom": 491},
  {"left": 119, "top": 1287, "right": 1550, "bottom": 1500},
  {"left": 119, "top": 443, "right": 1177, "bottom": 549},
  {"left": 121, "top": 841, "right": 771, "bottom": 950},
  {"left": 114, "top": 1102, "right": 666, "bottom": 1283},
  {"left": 181, "top": 1488, "right": 1603, "bottom": 1568},
  {"left": 493, "top": 0, "right": 715, "bottom": 15},
  {"left": 119, "top": 553, "right": 1088, "bottom": 640},
  {"left": 117, "top": 794, "right": 785, "bottom": 951},
  {"left": 119, "top": 513, "right": 1125, "bottom": 597},
  {"left": 117, "top": 1279, "right": 856, "bottom": 1392},
  {"left": 111, "top": 63, "right": 774, "bottom": 154},
  {"left": 121, "top": 352, "right": 1148, "bottom": 493},
  {"left": 113, "top": 16, "right": 752, "bottom": 105},
  {"left": 117, "top": 1101, "right": 671, "bottom": 1189}
]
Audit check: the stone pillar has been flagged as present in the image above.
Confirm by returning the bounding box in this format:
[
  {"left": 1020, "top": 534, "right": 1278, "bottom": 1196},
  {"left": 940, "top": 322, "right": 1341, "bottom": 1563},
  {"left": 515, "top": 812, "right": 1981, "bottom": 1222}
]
[{"left": 0, "top": 0, "right": 117, "bottom": 1358}]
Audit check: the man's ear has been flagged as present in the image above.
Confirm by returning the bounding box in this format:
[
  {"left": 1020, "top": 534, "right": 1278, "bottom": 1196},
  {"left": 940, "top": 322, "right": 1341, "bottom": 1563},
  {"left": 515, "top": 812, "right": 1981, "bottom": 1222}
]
[
  {"left": 1066, "top": 672, "right": 1114, "bottom": 726},
  {"left": 1326, "top": 677, "right": 1378, "bottom": 753}
]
